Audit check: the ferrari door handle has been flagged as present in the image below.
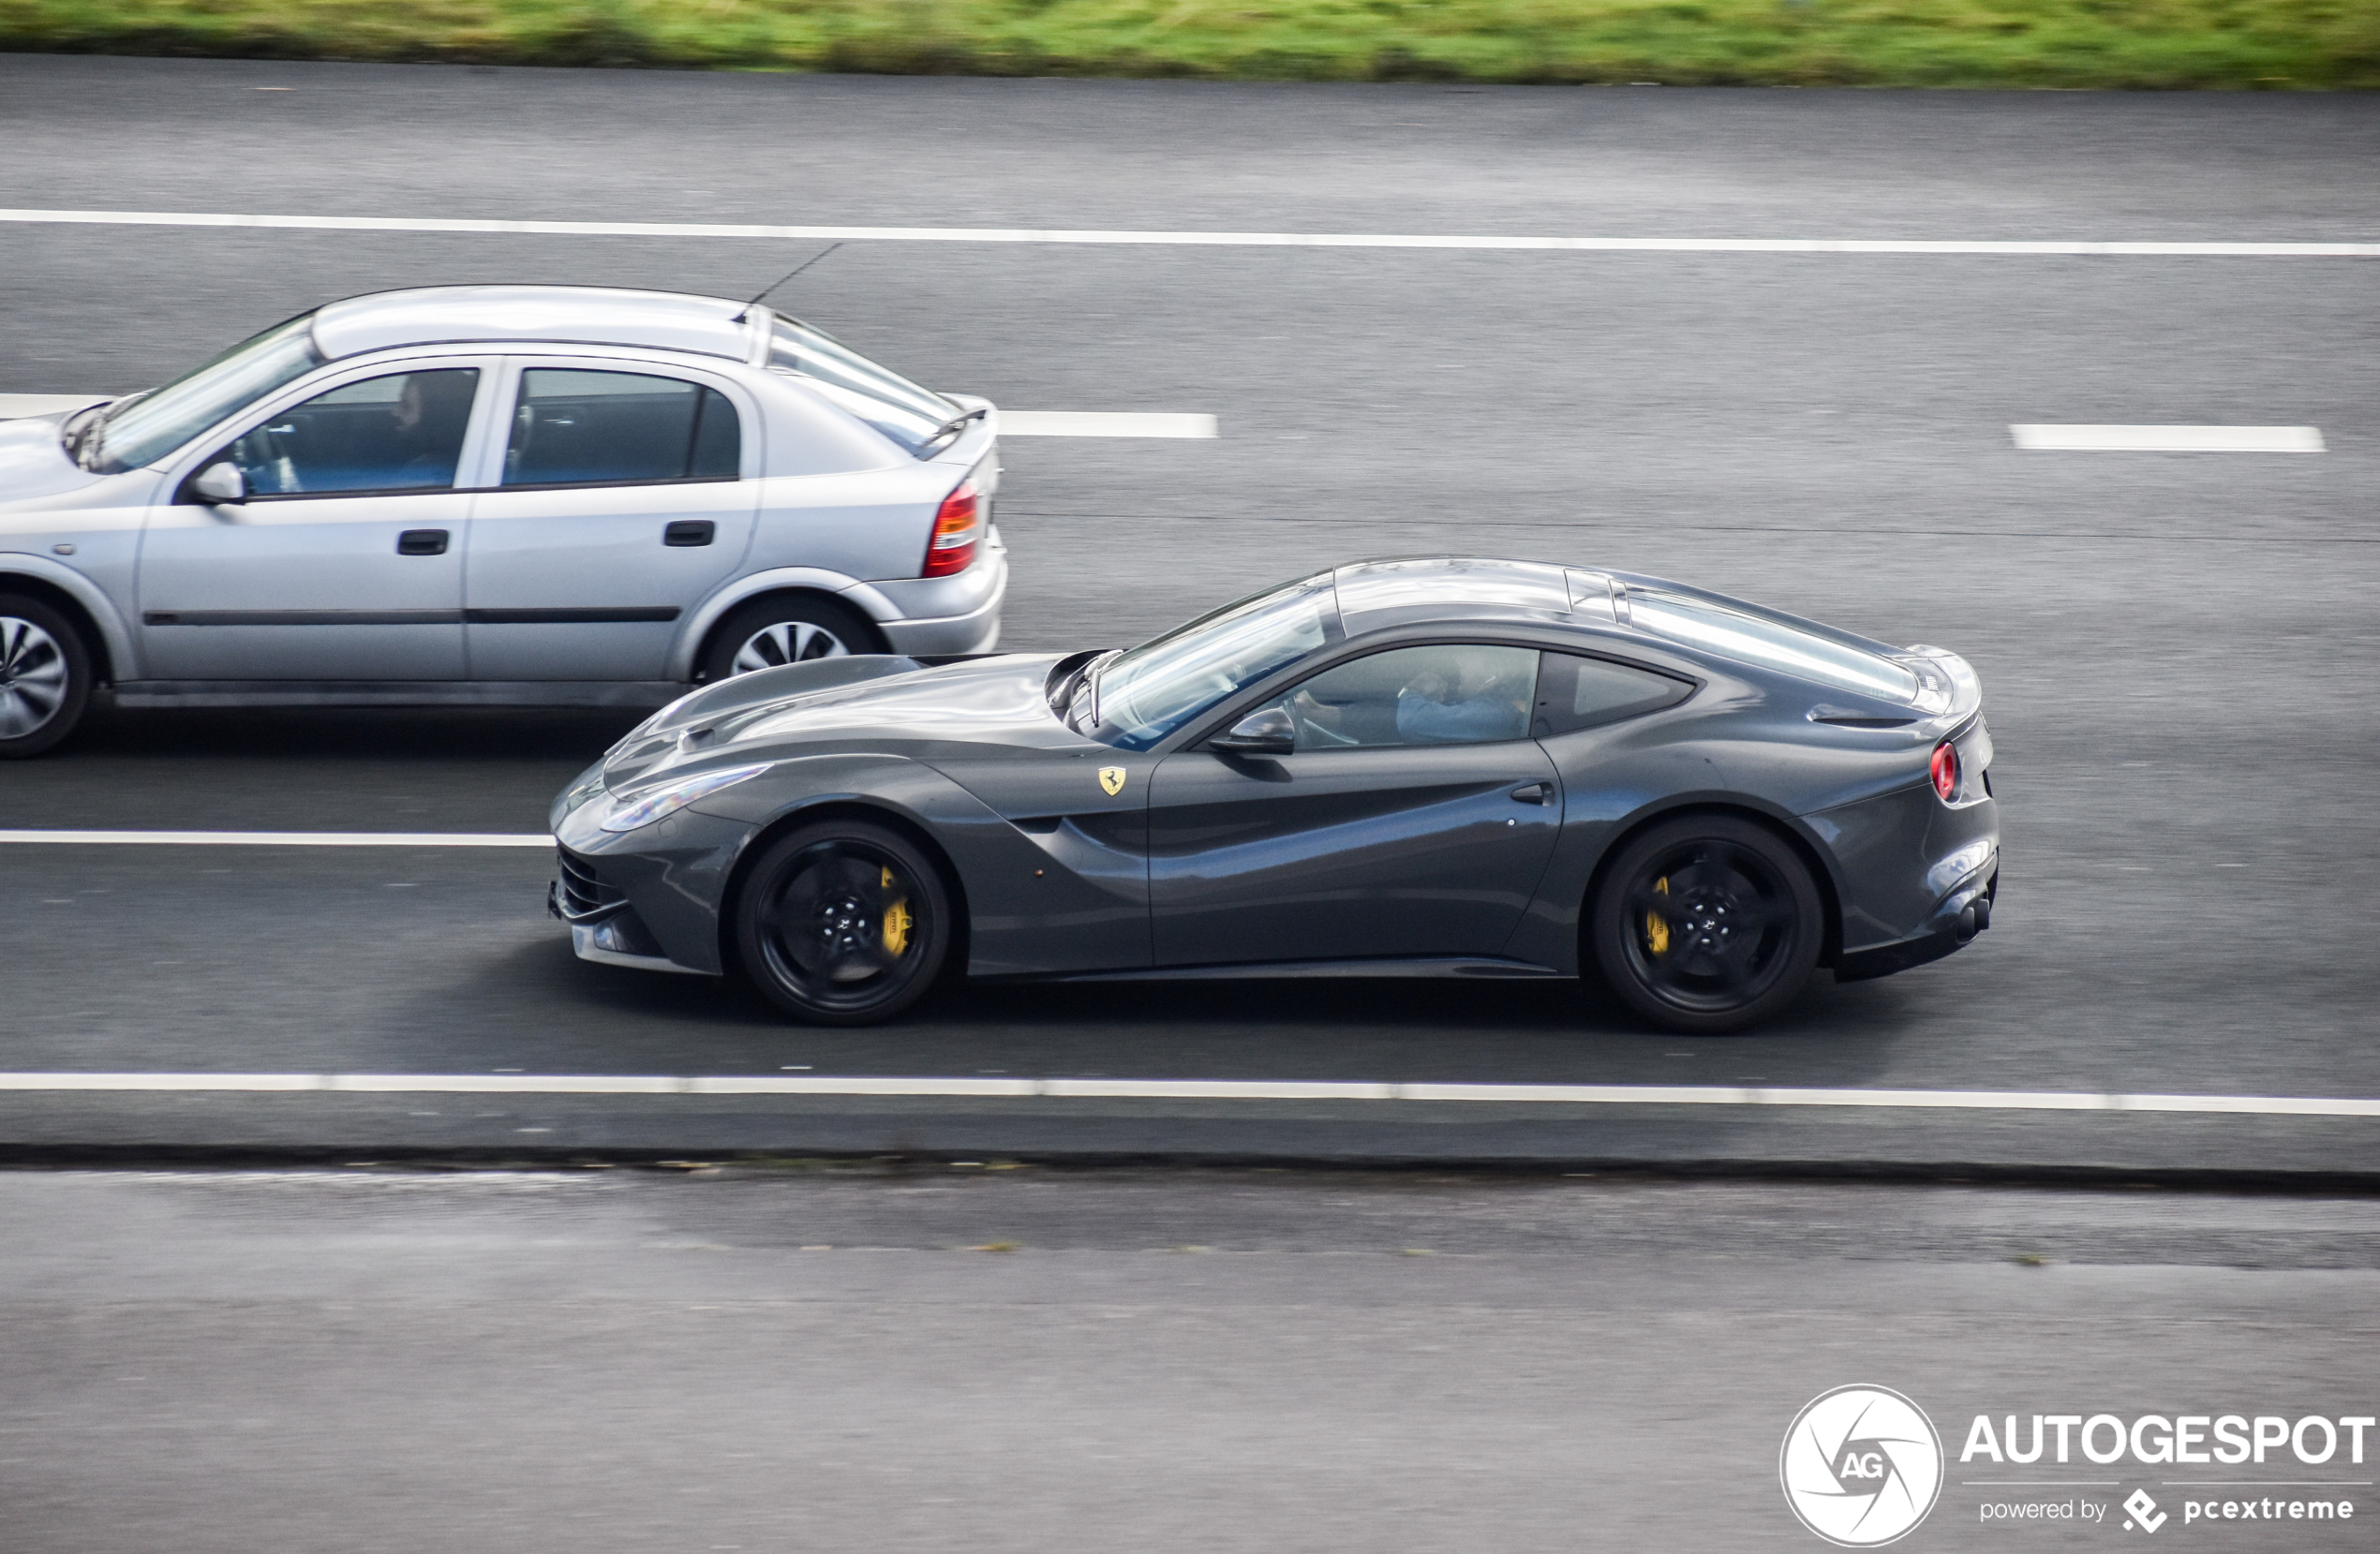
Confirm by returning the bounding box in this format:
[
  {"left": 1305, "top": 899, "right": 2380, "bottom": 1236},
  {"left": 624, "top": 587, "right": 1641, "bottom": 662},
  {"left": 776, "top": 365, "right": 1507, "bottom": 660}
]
[
  {"left": 396, "top": 529, "right": 449, "bottom": 555},
  {"left": 1510, "top": 782, "right": 1553, "bottom": 805},
  {"left": 663, "top": 520, "right": 715, "bottom": 547}
]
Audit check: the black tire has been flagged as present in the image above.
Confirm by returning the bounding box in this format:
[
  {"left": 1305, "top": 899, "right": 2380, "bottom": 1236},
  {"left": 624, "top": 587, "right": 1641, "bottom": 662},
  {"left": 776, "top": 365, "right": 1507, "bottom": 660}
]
[
  {"left": 735, "top": 820, "right": 953, "bottom": 1026},
  {"left": 700, "top": 594, "right": 885, "bottom": 683},
  {"left": 0, "top": 595, "right": 94, "bottom": 760},
  {"left": 1589, "top": 814, "right": 1823, "bottom": 1034}
]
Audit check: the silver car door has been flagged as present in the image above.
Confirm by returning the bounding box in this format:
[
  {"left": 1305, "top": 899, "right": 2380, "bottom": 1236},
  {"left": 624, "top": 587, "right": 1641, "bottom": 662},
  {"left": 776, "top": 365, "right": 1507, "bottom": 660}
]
[
  {"left": 136, "top": 363, "right": 493, "bottom": 681},
  {"left": 462, "top": 362, "right": 760, "bottom": 683}
]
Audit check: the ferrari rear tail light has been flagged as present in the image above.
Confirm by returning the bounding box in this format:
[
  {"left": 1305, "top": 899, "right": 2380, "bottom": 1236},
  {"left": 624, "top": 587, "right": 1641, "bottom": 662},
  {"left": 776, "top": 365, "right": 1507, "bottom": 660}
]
[
  {"left": 921, "top": 480, "right": 981, "bottom": 578},
  {"left": 1930, "top": 740, "right": 1960, "bottom": 803}
]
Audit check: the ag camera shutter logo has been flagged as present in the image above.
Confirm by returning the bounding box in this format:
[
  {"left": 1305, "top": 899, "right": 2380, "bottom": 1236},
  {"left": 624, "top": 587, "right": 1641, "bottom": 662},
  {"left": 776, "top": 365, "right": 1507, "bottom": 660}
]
[{"left": 1780, "top": 1384, "right": 1945, "bottom": 1547}]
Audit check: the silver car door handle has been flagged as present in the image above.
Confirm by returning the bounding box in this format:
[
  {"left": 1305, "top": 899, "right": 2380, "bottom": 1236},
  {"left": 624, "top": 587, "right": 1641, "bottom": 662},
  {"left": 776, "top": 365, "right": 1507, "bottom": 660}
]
[
  {"left": 396, "top": 529, "right": 449, "bottom": 555},
  {"left": 1510, "top": 782, "right": 1553, "bottom": 805}
]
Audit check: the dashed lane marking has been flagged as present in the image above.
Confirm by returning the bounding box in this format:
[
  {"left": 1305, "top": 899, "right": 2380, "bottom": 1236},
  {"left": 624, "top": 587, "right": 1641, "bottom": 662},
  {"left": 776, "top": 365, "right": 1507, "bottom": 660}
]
[
  {"left": 0, "top": 830, "right": 552, "bottom": 847},
  {"left": 0, "top": 1073, "right": 2374, "bottom": 1117},
  {"left": 1001, "top": 411, "right": 1218, "bottom": 437},
  {"left": 0, "top": 393, "right": 104, "bottom": 417},
  {"left": 2012, "top": 424, "right": 2327, "bottom": 451},
  {"left": 4, "top": 209, "right": 2377, "bottom": 257}
]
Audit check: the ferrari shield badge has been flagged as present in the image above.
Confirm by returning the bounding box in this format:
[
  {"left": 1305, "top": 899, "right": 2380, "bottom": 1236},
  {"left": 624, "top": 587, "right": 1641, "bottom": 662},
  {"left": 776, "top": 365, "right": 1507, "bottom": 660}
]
[{"left": 1097, "top": 766, "right": 1126, "bottom": 796}]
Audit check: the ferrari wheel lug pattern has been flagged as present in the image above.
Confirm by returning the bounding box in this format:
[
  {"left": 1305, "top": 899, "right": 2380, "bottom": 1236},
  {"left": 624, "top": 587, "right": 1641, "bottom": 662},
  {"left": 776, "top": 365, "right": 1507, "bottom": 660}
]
[
  {"left": 1591, "top": 815, "right": 1825, "bottom": 1035},
  {"left": 736, "top": 821, "right": 951, "bottom": 1026}
]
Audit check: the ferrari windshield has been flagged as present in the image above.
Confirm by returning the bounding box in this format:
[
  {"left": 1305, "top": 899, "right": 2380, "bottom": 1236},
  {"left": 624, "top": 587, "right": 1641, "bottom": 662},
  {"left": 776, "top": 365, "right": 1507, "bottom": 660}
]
[
  {"left": 1092, "top": 572, "right": 1341, "bottom": 750},
  {"left": 79, "top": 314, "right": 324, "bottom": 474}
]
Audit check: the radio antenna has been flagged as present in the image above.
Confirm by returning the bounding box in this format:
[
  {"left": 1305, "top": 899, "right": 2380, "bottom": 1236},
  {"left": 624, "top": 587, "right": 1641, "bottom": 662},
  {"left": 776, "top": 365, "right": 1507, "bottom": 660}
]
[{"left": 735, "top": 243, "right": 843, "bottom": 321}]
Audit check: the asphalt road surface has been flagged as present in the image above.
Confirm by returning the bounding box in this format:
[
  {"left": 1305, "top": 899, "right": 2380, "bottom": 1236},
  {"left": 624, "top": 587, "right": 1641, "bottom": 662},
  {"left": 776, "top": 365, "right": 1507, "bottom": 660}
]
[
  {"left": 4, "top": 1167, "right": 2375, "bottom": 1552},
  {"left": 3, "top": 59, "right": 2377, "bottom": 1168}
]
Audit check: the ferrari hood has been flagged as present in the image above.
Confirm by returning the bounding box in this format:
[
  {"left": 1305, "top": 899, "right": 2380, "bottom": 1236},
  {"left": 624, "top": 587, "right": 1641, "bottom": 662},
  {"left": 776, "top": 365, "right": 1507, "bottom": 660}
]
[{"left": 603, "top": 652, "right": 1073, "bottom": 792}]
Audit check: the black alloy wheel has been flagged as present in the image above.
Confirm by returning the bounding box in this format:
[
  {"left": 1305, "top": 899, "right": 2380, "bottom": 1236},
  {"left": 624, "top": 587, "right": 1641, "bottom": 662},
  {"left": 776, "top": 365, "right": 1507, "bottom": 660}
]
[
  {"left": 736, "top": 820, "right": 951, "bottom": 1025},
  {"left": 1590, "top": 814, "right": 1823, "bottom": 1034},
  {"left": 0, "top": 595, "right": 94, "bottom": 759},
  {"left": 701, "top": 595, "right": 884, "bottom": 683}
]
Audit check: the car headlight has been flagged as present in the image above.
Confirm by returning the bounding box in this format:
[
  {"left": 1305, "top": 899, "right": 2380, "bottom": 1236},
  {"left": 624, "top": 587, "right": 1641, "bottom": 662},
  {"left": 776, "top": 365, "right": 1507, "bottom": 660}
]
[
  {"left": 558, "top": 764, "right": 609, "bottom": 816},
  {"left": 599, "top": 763, "right": 772, "bottom": 833}
]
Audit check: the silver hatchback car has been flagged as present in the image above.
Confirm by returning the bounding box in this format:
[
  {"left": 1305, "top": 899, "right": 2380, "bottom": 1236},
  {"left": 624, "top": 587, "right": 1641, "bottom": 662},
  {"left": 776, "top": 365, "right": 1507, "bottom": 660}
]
[{"left": 0, "top": 285, "right": 1006, "bottom": 756}]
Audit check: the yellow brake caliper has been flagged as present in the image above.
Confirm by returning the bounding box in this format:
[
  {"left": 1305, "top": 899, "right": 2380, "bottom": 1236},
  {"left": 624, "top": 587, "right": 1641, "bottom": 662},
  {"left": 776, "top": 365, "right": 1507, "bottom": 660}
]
[
  {"left": 1646, "top": 877, "right": 1671, "bottom": 955},
  {"left": 880, "top": 866, "right": 912, "bottom": 956}
]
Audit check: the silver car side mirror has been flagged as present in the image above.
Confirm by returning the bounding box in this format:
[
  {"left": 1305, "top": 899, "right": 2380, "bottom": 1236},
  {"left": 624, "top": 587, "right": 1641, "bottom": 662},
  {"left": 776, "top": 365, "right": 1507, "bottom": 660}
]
[
  {"left": 191, "top": 462, "right": 246, "bottom": 506},
  {"left": 1211, "top": 705, "right": 1295, "bottom": 756}
]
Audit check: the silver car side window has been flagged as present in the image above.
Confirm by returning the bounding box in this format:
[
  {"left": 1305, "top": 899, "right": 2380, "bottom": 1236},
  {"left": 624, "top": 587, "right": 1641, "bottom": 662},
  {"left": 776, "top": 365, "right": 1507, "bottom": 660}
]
[
  {"left": 502, "top": 368, "right": 739, "bottom": 487},
  {"left": 1259, "top": 644, "right": 1539, "bottom": 751},
  {"left": 211, "top": 367, "right": 480, "bottom": 498}
]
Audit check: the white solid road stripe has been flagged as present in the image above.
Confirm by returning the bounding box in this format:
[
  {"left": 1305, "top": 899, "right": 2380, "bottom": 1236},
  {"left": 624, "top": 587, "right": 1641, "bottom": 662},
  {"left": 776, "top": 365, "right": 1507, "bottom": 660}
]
[
  {"left": 4, "top": 209, "right": 2376, "bottom": 257},
  {"left": 1001, "top": 411, "right": 1218, "bottom": 438},
  {"left": 1, "top": 1072, "right": 2376, "bottom": 1117},
  {"left": 0, "top": 392, "right": 105, "bottom": 418},
  {"left": 0, "top": 829, "right": 552, "bottom": 847},
  {"left": 2012, "top": 424, "right": 2327, "bottom": 452}
]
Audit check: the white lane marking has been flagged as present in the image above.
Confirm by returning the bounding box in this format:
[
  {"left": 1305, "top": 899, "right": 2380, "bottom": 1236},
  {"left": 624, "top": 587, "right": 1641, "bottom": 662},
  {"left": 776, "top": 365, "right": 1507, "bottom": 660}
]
[
  {"left": 1000, "top": 411, "right": 1218, "bottom": 438},
  {"left": 2012, "top": 424, "right": 2327, "bottom": 451},
  {"left": 1, "top": 1072, "right": 2375, "bottom": 1117},
  {"left": 4, "top": 209, "right": 2376, "bottom": 257},
  {"left": 0, "top": 829, "right": 551, "bottom": 847},
  {"left": 0, "top": 392, "right": 106, "bottom": 418}
]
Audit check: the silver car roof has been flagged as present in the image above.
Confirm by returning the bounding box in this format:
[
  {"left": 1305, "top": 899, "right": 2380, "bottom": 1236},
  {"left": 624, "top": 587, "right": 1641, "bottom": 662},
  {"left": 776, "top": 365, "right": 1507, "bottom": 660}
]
[{"left": 311, "top": 286, "right": 751, "bottom": 363}]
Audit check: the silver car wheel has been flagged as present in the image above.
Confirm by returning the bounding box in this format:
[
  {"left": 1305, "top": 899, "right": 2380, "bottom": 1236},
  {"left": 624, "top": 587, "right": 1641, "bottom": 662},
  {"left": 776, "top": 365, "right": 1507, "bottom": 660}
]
[
  {"left": 0, "top": 615, "right": 70, "bottom": 738},
  {"left": 731, "top": 620, "right": 852, "bottom": 675}
]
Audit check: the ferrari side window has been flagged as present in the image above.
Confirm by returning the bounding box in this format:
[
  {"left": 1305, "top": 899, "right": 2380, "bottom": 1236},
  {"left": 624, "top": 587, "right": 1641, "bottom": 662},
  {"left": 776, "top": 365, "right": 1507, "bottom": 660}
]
[
  {"left": 1261, "top": 644, "right": 1539, "bottom": 750},
  {"left": 1531, "top": 652, "right": 1694, "bottom": 737}
]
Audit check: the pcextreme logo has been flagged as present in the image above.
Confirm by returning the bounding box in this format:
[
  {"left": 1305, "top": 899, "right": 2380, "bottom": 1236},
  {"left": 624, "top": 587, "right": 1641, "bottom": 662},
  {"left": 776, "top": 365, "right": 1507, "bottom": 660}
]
[{"left": 1781, "top": 1384, "right": 1946, "bottom": 1547}]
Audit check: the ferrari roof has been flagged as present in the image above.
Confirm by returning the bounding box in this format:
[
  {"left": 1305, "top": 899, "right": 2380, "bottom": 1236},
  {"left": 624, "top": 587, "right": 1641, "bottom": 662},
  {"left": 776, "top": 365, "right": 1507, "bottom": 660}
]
[{"left": 1332, "top": 557, "right": 1583, "bottom": 633}]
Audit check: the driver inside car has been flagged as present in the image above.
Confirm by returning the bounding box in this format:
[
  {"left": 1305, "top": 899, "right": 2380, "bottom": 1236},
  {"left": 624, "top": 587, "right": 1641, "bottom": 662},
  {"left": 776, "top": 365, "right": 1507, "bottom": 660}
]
[
  {"left": 1266, "top": 644, "right": 1535, "bottom": 749},
  {"left": 1395, "top": 660, "right": 1530, "bottom": 744}
]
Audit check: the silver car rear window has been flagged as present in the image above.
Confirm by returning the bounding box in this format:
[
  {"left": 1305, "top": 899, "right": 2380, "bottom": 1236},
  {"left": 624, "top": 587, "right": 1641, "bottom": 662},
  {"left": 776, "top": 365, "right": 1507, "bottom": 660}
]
[
  {"left": 766, "top": 318, "right": 957, "bottom": 456},
  {"left": 1627, "top": 586, "right": 1918, "bottom": 704}
]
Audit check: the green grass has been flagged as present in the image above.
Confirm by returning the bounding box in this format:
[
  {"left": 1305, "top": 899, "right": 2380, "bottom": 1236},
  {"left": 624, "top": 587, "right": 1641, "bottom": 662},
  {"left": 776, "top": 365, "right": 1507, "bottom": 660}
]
[{"left": 2, "top": 0, "right": 2373, "bottom": 88}]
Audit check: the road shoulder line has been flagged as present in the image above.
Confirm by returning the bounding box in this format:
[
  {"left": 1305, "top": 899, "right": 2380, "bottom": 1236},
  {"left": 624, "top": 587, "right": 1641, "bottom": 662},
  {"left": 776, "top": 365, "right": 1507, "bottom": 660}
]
[
  {"left": 5, "top": 209, "right": 2377, "bottom": 257},
  {"left": 0, "top": 1073, "right": 2373, "bottom": 1117}
]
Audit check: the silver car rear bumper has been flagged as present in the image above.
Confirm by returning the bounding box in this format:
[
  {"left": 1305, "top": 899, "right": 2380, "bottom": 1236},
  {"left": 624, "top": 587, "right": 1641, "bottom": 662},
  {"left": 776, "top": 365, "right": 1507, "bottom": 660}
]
[{"left": 870, "top": 539, "right": 1007, "bottom": 658}]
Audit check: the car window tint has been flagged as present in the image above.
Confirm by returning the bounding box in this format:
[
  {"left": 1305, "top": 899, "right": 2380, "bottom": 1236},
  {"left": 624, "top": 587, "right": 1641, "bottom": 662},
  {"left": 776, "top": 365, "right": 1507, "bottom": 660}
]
[
  {"left": 503, "top": 369, "right": 740, "bottom": 486},
  {"left": 1257, "top": 644, "right": 1539, "bottom": 750},
  {"left": 217, "top": 367, "right": 479, "bottom": 497},
  {"left": 1532, "top": 652, "right": 1693, "bottom": 736}
]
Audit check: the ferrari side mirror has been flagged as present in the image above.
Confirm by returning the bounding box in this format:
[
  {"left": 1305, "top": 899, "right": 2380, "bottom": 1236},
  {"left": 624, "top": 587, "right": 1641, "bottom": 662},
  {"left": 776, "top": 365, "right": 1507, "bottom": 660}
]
[
  {"left": 1211, "top": 705, "right": 1295, "bottom": 756},
  {"left": 191, "top": 462, "right": 246, "bottom": 506}
]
